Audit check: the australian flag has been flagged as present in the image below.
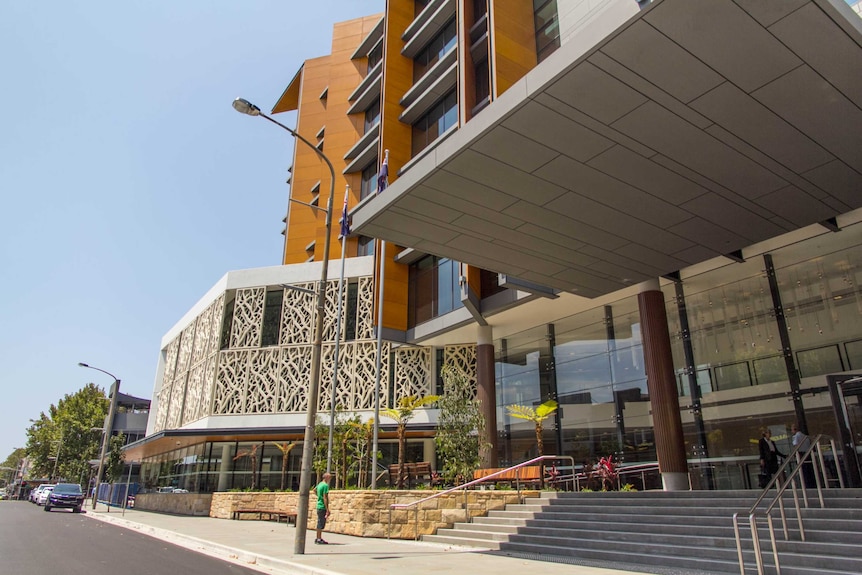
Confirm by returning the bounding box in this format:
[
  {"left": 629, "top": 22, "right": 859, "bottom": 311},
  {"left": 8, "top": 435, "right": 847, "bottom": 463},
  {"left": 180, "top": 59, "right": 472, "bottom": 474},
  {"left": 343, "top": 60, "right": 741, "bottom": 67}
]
[
  {"left": 339, "top": 185, "right": 351, "bottom": 238},
  {"left": 377, "top": 149, "right": 389, "bottom": 194}
]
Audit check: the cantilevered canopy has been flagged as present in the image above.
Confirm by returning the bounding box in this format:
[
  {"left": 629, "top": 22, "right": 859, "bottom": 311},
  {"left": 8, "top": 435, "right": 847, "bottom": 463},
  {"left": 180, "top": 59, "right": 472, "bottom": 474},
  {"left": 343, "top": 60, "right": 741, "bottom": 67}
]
[{"left": 352, "top": 0, "right": 862, "bottom": 298}]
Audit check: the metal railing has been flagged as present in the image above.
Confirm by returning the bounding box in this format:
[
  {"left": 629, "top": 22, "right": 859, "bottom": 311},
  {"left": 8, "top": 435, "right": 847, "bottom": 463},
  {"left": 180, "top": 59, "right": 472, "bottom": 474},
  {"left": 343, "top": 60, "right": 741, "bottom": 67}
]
[
  {"left": 387, "top": 455, "right": 574, "bottom": 540},
  {"left": 732, "top": 434, "right": 835, "bottom": 575},
  {"left": 570, "top": 461, "right": 661, "bottom": 491}
]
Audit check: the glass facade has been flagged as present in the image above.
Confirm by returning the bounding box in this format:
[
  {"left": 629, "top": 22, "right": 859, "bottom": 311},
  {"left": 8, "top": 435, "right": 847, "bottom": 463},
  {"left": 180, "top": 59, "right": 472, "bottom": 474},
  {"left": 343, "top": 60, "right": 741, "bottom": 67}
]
[
  {"left": 139, "top": 441, "right": 303, "bottom": 493},
  {"left": 408, "top": 255, "right": 464, "bottom": 327},
  {"left": 356, "top": 235, "right": 375, "bottom": 257},
  {"left": 534, "top": 0, "right": 560, "bottom": 63},
  {"left": 138, "top": 438, "right": 422, "bottom": 493},
  {"left": 360, "top": 162, "right": 378, "bottom": 201},
  {"left": 364, "top": 98, "right": 380, "bottom": 133},
  {"left": 411, "top": 91, "right": 458, "bottom": 156},
  {"left": 413, "top": 18, "right": 457, "bottom": 82},
  {"left": 367, "top": 41, "right": 382, "bottom": 71},
  {"left": 496, "top": 224, "right": 862, "bottom": 490}
]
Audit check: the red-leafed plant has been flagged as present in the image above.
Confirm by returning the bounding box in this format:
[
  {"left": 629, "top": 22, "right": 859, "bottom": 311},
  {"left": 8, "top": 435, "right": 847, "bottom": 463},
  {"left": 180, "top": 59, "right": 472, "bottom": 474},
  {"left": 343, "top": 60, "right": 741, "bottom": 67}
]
[{"left": 591, "top": 455, "right": 618, "bottom": 491}]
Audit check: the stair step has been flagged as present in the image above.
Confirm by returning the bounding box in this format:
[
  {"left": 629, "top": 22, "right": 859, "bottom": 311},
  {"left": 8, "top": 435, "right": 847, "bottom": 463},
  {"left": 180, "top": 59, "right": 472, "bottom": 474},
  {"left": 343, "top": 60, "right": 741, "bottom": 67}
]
[
  {"left": 422, "top": 534, "right": 500, "bottom": 549},
  {"left": 498, "top": 540, "right": 742, "bottom": 574},
  {"left": 433, "top": 488, "right": 862, "bottom": 575}
]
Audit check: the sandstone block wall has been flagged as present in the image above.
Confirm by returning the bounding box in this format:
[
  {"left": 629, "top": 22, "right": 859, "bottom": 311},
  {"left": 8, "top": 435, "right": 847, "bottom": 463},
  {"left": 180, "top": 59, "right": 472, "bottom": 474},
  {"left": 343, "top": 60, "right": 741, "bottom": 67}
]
[
  {"left": 209, "top": 489, "right": 536, "bottom": 539},
  {"left": 135, "top": 493, "right": 213, "bottom": 516}
]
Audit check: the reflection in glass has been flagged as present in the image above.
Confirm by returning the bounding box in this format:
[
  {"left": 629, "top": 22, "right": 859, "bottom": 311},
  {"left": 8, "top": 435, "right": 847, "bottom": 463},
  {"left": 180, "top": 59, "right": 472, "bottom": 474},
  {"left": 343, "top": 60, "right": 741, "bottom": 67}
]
[{"left": 797, "top": 345, "right": 844, "bottom": 378}]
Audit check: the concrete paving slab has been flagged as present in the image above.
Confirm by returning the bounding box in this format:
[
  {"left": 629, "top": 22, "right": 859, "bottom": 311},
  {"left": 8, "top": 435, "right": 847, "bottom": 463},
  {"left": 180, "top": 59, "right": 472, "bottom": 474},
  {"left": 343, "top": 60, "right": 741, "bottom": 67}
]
[{"left": 83, "top": 506, "right": 660, "bottom": 575}]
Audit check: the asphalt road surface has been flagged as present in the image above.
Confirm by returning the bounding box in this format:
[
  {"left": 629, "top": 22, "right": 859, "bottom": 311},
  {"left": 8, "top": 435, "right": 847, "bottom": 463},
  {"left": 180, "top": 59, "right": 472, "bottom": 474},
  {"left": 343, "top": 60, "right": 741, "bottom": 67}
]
[{"left": 0, "top": 501, "right": 270, "bottom": 575}]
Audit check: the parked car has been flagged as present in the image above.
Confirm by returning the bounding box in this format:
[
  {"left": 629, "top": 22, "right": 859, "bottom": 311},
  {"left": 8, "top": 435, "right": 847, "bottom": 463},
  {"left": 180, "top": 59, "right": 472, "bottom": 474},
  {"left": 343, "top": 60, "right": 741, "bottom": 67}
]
[
  {"left": 34, "top": 485, "right": 55, "bottom": 505},
  {"left": 156, "top": 486, "right": 188, "bottom": 493},
  {"left": 45, "top": 483, "right": 85, "bottom": 513},
  {"left": 28, "top": 486, "right": 44, "bottom": 503}
]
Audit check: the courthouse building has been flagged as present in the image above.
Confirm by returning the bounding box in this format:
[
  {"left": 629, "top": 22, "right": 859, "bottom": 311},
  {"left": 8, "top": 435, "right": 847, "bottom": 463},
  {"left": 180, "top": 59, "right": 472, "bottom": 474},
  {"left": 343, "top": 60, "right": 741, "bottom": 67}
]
[{"left": 127, "top": 0, "right": 862, "bottom": 492}]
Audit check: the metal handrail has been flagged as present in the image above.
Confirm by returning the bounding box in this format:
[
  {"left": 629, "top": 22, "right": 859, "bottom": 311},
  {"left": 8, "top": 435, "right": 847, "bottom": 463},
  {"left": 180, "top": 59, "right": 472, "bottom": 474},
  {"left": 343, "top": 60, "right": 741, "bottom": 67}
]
[
  {"left": 570, "top": 461, "right": 661, "bottom": 491},
  {"left": 387, "top": 455, "right": 575, "bottom": 540},
  {"left": 732, "top": 434, "right": 830, "bottom": 575}
]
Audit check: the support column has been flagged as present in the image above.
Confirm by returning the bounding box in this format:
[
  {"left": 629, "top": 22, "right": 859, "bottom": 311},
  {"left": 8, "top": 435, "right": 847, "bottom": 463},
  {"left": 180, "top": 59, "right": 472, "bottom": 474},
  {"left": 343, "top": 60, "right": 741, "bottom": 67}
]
[
  {"left": 673, "top": 279, "right": 713, "bottom": 489},
  {"left": 764, "top": 254, "right": 808, "bottom": 433},
  {"left": 476, "top": 325, "right": 499, "bottom": 468},
  {"left": 217, "top": 444, "right": 233, "bottom": 492},
  {"left": 637, "top": 279, "right": 689, "bottom": 491}
]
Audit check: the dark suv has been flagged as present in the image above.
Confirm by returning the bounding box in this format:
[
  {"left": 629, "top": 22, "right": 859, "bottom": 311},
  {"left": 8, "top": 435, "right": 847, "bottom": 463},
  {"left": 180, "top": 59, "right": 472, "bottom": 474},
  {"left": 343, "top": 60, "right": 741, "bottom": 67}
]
[{"left": 45, "top": 483, "right": 85, "bottom": 513}]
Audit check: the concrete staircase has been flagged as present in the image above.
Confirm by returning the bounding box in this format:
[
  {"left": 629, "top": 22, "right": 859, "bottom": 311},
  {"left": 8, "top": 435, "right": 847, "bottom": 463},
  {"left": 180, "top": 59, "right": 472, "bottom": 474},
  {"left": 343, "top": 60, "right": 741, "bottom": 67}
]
[{"left": 423, "top": 489, "right": 862, "bottom": 575}]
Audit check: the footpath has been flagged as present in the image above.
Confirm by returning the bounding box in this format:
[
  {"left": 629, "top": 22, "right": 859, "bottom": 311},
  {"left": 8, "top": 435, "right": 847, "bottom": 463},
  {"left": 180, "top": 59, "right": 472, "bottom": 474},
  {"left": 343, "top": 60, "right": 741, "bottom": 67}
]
[{"left": 85, "top": 505, "right": 662, "bottom": 575}]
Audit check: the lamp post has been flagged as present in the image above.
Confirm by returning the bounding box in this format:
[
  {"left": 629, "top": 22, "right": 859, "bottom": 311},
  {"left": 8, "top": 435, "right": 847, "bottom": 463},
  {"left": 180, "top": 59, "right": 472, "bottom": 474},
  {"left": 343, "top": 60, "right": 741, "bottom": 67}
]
[
  {"left": 50, "top": 429, "right": 63, "bottom": 481},
  {"left": 233, "top": 97, "right": 334, "bottom": 555},
  {"left": 78, "top": 362, "right": 120, "bottom": 510}
]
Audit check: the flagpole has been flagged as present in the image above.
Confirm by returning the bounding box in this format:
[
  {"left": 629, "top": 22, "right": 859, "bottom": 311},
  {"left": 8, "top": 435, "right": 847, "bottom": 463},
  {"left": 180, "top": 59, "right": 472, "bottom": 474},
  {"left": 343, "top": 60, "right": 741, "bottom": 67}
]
[
  {"left": 371, "top": 239, "right": 385, "bottom": 488},
  {"left": 327, "top": 184, "right": 350, "bottom": 475},
  {"left": 371, "top": 150, "right": 389, "bottom": 489}
]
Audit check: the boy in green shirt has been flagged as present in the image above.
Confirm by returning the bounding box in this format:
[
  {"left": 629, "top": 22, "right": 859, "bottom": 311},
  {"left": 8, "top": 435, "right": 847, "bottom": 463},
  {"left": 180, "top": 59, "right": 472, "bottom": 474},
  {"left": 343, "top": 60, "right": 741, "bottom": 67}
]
[{"left": 315, "top": 472, "right": 331, "bottom": 544}]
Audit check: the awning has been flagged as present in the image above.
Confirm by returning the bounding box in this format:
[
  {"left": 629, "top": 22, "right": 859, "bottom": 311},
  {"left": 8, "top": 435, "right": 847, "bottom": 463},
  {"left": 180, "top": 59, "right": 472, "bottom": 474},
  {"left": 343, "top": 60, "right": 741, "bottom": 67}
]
[{"left": 352, "top": 0, "right": 862, "bottom": 297}]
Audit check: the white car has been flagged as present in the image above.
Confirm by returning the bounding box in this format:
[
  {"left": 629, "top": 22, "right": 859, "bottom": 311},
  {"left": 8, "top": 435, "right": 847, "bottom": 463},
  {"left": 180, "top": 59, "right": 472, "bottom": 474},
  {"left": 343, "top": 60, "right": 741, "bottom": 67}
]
[
  {"left": 29, "top": 485, "right": 48, "bottom": 503},
  {"left": 35, "top": 485, "right": 54, "bottom": 506}
]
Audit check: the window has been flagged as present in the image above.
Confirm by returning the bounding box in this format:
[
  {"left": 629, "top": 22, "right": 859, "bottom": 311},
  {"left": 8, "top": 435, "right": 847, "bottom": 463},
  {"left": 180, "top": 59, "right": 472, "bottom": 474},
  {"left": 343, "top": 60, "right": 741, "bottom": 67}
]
[
  {"left": 534, "top": 0, "right": 560, "bottom": 63},
  {"left": 411, "top": 91, "right": 458, "bottom": 156},
  {"left": 480, "top": 268, "right": 505, "bottom": 299},
  {"left": 473, "top": 59, "right": 490, "bottom": 112},
  {"left": 361, "top": 163, "right": 378, "bottom": 201},
  {"left": 473, "top": 0, "right": 487, "bottom": 21},
  {"left": 260, "top": 289, "right": 284, "bottom": 347},
  {"left": 413, "top": 19, "right": 457, "bottom": 82},
  {"left": 357, "top": 235, "right": 375, "bottom": 257},
  {"left": 219, "top": 293, "right": 236, "bottom": 350},
  {"left": 415, "top": 0, "right": 431, "bottom": 17},
  {"left": 364, "top": 99, "right": 380, "bottom": 133},
  {"left": 408, "top": 256, "right": 464, "bottom": 327},
  {"left": 367, "top": 42, "right": 382, "bottom": 71},
  {"left": 345, "top": 282, "right": 359, "bottom": 340}
]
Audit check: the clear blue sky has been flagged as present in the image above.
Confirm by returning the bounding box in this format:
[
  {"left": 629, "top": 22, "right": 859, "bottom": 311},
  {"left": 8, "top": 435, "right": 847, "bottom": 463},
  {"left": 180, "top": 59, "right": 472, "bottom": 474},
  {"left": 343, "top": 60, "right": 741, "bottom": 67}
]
[{"left": 0, "top": 1, "right": 383, "bottom": 461}]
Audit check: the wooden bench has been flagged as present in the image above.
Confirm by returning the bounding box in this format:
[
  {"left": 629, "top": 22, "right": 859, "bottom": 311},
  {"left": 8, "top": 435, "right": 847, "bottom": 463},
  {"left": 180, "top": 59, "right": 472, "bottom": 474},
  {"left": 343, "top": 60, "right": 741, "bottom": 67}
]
[
  {"left": 473, "top": 466, "right": 543, "bottom": 487},
  {"left": 231, "top": 508, "right": 297, "bottom": 525},
  {"left": 388, "top": 462, "right": 439, "bottom": 488}
]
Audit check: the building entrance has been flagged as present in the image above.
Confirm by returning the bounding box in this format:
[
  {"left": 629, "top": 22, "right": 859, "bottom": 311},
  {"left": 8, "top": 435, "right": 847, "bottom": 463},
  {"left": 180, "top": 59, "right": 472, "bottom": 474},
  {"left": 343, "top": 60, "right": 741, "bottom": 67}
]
[{"left": 827, "top": 374, "right": 862, "bottom": 488}]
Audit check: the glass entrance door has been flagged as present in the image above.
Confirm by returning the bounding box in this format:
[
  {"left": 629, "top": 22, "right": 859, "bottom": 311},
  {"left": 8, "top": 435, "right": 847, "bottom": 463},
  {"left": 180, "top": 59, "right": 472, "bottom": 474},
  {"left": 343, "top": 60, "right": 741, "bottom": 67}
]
[{"left": 827, "top": 374, "right": 862, "bottom": 488}]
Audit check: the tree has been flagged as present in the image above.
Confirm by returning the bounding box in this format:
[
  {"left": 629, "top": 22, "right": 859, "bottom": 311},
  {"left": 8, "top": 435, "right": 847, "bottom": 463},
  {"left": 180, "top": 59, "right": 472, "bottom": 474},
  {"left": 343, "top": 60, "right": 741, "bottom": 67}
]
[
  {"left": 104, "top": 433, "right": 126, "bottom": 511},
  {"left": 105, "top": 433, "right": 126, "bottom": 482},
  {"left": 435, "top": 366, "right": 490, "bottom": 485},
  {"left": 382, "top": 394, "right": 439, "bottom": 487},
  {"left": 274, "top": 442, "right": 296, "bottom": 490},
  {"left": 346, "top": 417, "right": 375, "bottom": 488},
  {"left": 506, "top": 400, "right": 558, "bottom": 457},
  {"left": 233, "top": 443, "right": 260, "bottom": 490},
  {"left": 1, "top": 448, "right": 25, "bottom": 485},
  {"left": 25, "top": 383, "right": 107, "bottom": 483}
]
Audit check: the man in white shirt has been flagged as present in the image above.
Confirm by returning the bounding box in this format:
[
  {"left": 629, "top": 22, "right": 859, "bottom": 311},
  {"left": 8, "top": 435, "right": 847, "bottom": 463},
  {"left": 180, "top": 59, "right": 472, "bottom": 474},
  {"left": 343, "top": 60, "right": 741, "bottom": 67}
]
[{"left": 791, "top": 423, "right": 815, "bottom": 488}]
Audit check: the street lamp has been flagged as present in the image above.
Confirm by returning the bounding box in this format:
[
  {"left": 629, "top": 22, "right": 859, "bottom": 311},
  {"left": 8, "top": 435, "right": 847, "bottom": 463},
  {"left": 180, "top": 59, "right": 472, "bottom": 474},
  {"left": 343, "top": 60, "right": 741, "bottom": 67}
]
[
  {"left": 233, "top": 97, "right": 334, "bottom": 555},
  {"left": 78, "top": 362, "right": 120, "bottom": 510}
]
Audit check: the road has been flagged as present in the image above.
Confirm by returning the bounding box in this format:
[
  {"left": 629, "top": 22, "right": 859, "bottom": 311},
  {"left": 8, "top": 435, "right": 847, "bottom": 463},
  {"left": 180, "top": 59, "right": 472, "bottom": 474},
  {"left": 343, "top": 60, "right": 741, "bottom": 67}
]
[{"left": 0, "top": 501, "right": 274, "bottom": 575}]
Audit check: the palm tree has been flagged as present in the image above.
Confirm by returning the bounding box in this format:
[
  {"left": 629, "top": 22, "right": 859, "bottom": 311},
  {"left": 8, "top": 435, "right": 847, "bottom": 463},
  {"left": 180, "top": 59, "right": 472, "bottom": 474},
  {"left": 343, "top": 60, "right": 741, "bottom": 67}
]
[
  {"left": 274, "top": 442, "right": 296, "bottom": 490},
  {"left": 506, "top": 400, "right": 558, "bottom": 456},
  {"left": 233, "top": 444, "right": 260, "bottom": 490},
  {"left": 382, "top": 395, "right": 439, "bottom": 487}
]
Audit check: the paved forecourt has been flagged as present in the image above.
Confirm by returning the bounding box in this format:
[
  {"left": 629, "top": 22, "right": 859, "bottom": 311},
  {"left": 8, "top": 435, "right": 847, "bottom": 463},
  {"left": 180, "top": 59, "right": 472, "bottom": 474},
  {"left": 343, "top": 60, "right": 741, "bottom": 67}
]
[{"left": 85, "top": 506, "right": 666, "bottom": 575}]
